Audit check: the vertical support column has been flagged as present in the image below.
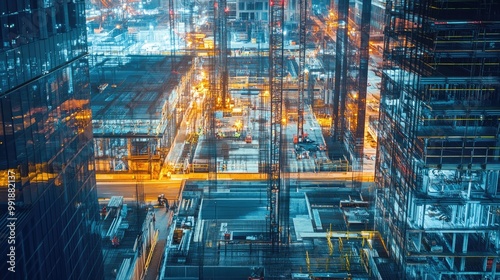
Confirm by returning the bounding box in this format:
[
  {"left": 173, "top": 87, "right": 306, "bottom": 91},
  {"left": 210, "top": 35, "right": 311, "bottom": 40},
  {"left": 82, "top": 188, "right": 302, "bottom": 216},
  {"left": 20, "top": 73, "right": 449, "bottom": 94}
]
[
  {"left": 332, "top": 0, "right": 348, "bottom": 140},
  {"left": 461, "top": 233, "right": 469, "bottom": 271},
  {"left": 127, "top": 138, "right": 132, "bottom": 171},
  {"left": 452, "top": 233, "right": 456, "bottom": 253},
  {"left": 207, "top": 2, "right": 219, "bottom": 195},
  {"left": 169, "top": 0, "right": 176, "bottom": 69},
  {"left": 351, "top": 0, "right": 371, "bottom": 188},
  {"left": 269, "top": 0, "right": 285, "bottom": 253},
  {"left": 217, "top": 0, "right": 229, "bottom": 109},
  {"left": 297, "top": 0, "right": 307, "bottom": 141}
]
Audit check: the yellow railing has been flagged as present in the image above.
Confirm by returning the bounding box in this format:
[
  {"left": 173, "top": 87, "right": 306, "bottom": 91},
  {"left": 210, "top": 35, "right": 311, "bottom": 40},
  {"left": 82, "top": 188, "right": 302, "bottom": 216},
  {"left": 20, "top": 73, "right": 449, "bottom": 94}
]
[{"left": 144, "top": 229, "right": 159, "bottom": 271}]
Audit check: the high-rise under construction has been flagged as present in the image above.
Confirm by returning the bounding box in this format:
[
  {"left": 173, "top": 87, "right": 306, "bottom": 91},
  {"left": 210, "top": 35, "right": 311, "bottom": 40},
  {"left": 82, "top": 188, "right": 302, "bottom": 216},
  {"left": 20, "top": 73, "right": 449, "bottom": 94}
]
[{"left": 375, "top": 0, "right": 500, "bottom": 279}]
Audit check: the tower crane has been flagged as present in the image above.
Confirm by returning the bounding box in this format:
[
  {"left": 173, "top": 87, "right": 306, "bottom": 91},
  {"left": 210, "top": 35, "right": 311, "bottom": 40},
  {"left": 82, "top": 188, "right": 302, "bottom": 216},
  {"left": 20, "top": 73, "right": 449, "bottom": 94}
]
[
  {"left": 297, "top": 0, "right": 307, "bottom": 142},
  {"left": 207, "top": 0, "right": 230, "bottom": 195},
  {"left": 169, "top": 0, "right": 176, "bottom": 68},
  {"left": 268, "top": 0, "right": 286, "bottom": 253},
  {"left": 216, "top": 0, "right": 229, "bottom": 110}
]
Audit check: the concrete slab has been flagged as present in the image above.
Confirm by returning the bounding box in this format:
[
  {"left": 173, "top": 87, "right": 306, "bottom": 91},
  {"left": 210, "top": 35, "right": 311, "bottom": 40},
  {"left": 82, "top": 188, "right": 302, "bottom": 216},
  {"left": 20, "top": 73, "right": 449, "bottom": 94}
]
[{"left": 293, "top": 217, "right": 314, "bottom": 241}]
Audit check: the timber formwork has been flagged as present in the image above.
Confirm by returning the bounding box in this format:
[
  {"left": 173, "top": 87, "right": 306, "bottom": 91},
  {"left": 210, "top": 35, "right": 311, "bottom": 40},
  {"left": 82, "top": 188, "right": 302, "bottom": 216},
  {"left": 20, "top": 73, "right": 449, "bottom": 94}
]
[{"left": 375, "top": 0, "right": 500, "bottom": 279}]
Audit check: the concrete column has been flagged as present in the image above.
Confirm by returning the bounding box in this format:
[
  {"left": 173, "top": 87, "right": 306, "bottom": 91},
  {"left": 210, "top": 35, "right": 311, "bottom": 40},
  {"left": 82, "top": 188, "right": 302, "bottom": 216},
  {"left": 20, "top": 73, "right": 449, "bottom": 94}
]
[{"left": 460, "top": 233, "right": 469, "bottom": 271}]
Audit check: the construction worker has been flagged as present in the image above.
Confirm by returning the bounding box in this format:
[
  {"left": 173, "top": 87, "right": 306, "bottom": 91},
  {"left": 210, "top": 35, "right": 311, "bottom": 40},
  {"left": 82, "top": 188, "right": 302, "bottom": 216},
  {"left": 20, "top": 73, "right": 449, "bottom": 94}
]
[
  {"left": 112, "top": 236, "right": 119, "bottom": 247},
  {"left": 101, "top": 206, "right": 107, "bottom": 220}
]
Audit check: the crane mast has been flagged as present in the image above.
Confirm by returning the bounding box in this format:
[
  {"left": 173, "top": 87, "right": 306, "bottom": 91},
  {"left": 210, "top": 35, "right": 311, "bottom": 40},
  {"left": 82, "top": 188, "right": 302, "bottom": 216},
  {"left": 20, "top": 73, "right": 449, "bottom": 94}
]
[
  {"left": 207, "top": 0, "right": 229, "bottom": 193},
  {"left": 268, "top": 0, "right": 285, "bottom": 253},
  {"left": 169, "top": 0, "right": 176, "bottom": 68},
  {"left": 297, "top": 0, "right": 307, "bottom": 142},
  {"left": 216, "top": 0, "right": 229, "bottom": 109},
  {"left": 332, "top": 0, "right": 349, "bottom": 140}
]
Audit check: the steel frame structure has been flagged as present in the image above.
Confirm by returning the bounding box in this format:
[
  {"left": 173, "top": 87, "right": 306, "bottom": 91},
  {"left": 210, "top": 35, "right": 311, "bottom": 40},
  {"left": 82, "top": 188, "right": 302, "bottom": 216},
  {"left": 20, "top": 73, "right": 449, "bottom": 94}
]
[
  {"left": 169, "top": 0, "right": 176, "bottom": 68},
  {"left": 332, "top": 0, "right": 348, "bottom": 141},
  {"left": 297, "top": 0, "right": 307, "bottom": 141},
  {"left": 347, "top": 0, "right": 371, "bottom": 189},
  {"left": 375, "top": 0, "right": 500, "bottom": 278},
  {"left": 268, "top": 0, "right": 285, "bottom": 253},
  {"left": 216, "top": 0, "right": 229, "bottom": 110}
]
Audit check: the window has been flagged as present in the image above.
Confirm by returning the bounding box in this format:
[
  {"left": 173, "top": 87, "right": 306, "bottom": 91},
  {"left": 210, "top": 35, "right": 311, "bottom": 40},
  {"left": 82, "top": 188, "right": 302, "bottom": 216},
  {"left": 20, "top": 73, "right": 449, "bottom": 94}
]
[
  {"left": 55, "top": 1, "right": 68, "bottom": 32},
  {"left": 7, "top": 0, "right": 19, "bottom": 13},
  {"left": 46, "top": 8, "right": 55, "bottom": 36},
  {"left": 261, "top": 12, "right": 268, "bottom": 21},
  {"left": 29, "top": 0, "right": 38, "bottom": 9}
]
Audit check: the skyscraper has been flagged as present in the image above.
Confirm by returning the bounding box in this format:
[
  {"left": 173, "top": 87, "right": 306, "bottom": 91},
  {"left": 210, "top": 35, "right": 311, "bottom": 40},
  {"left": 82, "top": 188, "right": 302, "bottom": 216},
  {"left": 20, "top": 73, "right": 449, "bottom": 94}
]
[
  {"left": 375, "top": 0, "right": 500, "bottom": 278},
  {"left": 0, "top": 1, "right": 104, "bottom": 279}
]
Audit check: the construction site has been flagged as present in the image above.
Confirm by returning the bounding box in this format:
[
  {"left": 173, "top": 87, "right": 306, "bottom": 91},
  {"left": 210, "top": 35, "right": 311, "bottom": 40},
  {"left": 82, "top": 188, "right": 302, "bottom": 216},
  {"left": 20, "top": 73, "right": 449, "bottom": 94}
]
[
  {"left": 85, "top": 0, "right": 500, "bottom": 279},
  {"left": 90, "top": 55, "right": 196, "bottom": 177},
  {"left": 160, "top": 180, "right": 392, "bottom": 279}
]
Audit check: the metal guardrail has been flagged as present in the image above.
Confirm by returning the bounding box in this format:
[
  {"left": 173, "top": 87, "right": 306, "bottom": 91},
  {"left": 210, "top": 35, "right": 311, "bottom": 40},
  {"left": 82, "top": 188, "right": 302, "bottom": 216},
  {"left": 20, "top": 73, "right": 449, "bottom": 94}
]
[
  {"left": 106, "top": 216, "right": 122, "bottom": 238},
  {"left": 144, "top": 229, "right": 159, "bottom": 272},
  {"left": 108, "top": 196, "right": 124, "bottom": 208},
  {"left": 116, "top": 258, "right": 131, "bottom": 280}
]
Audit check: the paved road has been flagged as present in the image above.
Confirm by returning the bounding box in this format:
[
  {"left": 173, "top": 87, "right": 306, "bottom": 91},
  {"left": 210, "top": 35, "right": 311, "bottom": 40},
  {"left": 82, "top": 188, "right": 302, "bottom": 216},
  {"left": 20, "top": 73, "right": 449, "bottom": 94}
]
[{"left": 96, "top": 180, "right": 183, "bottom": 203}]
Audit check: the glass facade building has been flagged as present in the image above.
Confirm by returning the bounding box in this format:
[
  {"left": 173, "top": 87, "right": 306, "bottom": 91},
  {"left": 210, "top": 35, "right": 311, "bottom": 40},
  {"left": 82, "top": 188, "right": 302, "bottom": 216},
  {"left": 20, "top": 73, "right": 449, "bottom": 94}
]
[{"left": 0, "top": 1, "right": 104, "bottom": 279}]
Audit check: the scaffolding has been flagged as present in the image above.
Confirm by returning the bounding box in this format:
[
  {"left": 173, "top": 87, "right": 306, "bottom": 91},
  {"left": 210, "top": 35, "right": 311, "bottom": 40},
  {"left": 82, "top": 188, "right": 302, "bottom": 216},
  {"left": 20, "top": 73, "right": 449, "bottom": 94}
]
[
  {"left": 169, "top": 0, "right": 176, "bottom": 70},
  {"left": 347, "top": 0, "right": 371, "bottom": 189},
  {"left": 330, "top": 0, "right": 371, "bottom": 189},
  {"left": 206, "top": 0, "right": 231, "bottom": 184},
  {"left": 376, "top": 0, "right": 500, "bottom": 278},
  {"left": 215, "top": 0, "right": 230, "bottom": 110},
  {"left": 269, "top": 0, "right": 286, "bottom": 253},
  {"left": 296, "top": 0, "right": 307, "bottom": 141},
  {"left": 90, "top": 55, "right": 195, "bottom": 177},
  {"left": 331, "top": 0, "right": 348, "bottom": 141}
]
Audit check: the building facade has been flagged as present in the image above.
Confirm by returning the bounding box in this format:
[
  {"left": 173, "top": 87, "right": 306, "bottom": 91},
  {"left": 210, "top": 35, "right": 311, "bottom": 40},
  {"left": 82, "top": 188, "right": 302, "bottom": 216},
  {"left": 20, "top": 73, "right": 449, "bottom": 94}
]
[
  {"left": 369, "top": 0, "right": 385, "bottom": 41},
  {"left": 90, "top": 55, "right": 196, "bottom": 178},
  {"left": 375, "top": 0, "right": 500, "bottom": 278},
  {"left": 0, "top": 0, "right": 104, "bottom": 279}
]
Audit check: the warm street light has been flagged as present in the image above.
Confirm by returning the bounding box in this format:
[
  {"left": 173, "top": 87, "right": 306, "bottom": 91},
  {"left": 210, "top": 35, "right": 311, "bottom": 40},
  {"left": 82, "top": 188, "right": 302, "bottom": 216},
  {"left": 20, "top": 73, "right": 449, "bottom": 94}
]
[{"left": 234, "top": 119, "right": 243, "bottom": 131}]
